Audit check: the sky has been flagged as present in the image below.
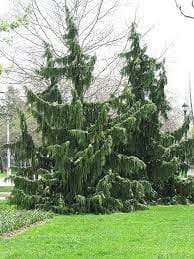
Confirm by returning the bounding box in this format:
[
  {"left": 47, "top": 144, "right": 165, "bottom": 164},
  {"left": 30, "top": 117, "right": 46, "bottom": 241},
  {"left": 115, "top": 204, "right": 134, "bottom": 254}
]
[
  {"left": 0, "top": 0, "right": 11, "bottom": 15},
  {"left": 120, "top": 0, "right": 194, "bottom": 107},
  {"left": 0, "top": 0, "right": 194, "bottom": 109}
]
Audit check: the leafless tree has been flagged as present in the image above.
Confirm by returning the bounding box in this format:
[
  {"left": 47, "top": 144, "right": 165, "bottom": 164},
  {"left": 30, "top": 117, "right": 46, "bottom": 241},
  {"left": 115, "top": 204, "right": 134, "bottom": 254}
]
[
  {"left": 162, "top": 106, "right": 183, "bottom": 132},
  {"left": 0, "top": 0, "right": 129, "bottom": 99}
]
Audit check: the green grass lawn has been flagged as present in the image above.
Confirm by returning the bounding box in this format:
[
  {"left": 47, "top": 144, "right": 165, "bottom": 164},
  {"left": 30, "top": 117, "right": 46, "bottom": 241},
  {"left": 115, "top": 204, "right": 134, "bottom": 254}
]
[{"left": 1, "top": 205, "right": 194, "bottom": 258}]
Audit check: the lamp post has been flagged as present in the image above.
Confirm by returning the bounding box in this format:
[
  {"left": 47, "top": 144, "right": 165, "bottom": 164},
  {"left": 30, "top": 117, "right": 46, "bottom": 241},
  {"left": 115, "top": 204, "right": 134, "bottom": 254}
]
[
  {"left": 182, "top": 102, "right": 189, "bottom": 118},
  {"left": 0, "top": 90, "right": 25, "bottom": 176},
  {"left": 6, "top": 118, "right": 11, "bottom": 176},
  {"left": 182, "top": 102, "right": 189, "bottom": 139},
  {"left": 182, "top": 102, "right": 190, "bottom": 177}
]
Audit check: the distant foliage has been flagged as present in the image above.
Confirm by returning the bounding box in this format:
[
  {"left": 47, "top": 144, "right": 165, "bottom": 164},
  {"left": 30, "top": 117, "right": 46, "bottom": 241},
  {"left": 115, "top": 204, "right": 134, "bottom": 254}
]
[
  {"left": 9, "top": 5, "right": 193, "bottom": 213},
  {"left": 0, "top": 4, "right": 31, "bottom": 32},
  {"left": 0, "top": 3, "right": 31, "bottom": 75}
]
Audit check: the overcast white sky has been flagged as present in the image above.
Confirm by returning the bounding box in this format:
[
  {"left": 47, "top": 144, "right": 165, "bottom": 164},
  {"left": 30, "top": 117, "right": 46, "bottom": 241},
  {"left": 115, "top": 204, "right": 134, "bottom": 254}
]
[
  {"left": 0, "top": 0, "right": 194, "bottom": 107},
  {"left": 120, "top": 0, "right": 194, "bottom": 106}
]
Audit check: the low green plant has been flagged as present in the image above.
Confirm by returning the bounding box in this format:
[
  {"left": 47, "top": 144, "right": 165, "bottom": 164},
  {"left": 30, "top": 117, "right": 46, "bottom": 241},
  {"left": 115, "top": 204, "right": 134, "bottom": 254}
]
[{"left": 0, "top": 201, "right": 53, "bottom": 235}]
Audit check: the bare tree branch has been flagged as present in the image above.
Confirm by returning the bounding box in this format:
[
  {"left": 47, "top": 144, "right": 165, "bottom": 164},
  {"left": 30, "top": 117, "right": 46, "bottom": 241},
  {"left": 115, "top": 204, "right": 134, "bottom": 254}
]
[
  {"left": 0, "top": 0, "right": 129, "bottom": 100},
  {"left": 81, "top": 0, "right": 104, "bottom": 46},
  {"left": 174, "top": 0, "right": 194, "bottom": 19}
]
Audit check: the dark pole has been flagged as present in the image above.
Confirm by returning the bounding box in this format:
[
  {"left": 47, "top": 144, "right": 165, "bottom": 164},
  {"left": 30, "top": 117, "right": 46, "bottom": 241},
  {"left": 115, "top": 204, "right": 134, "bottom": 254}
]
[
  {"left": 182, "top": 103, "right": 189, "bottom": 139},
  {"left": 184, "top": 110, "right": 187, "bottom": 139},
  {"left": 182, "top": 102, "right": 189, "bottom": 177}
]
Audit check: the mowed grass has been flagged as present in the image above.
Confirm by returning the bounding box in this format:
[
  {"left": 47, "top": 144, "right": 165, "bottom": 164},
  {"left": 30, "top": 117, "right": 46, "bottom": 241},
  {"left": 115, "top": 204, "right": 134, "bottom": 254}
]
[{"left": 1, "top": 206, "right": 194, "bottom": 258}]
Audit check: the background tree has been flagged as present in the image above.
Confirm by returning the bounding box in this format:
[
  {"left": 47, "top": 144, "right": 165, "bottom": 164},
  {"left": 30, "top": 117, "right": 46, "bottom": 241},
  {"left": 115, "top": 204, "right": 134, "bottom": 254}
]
[
  {"left": 0, "top": 86, "right": 23, "bottom": 171},
  {"left": 0, "top": 3, "right": 30, "bottom": 76},
  {"left": 0, "top": 0, "right": 127, "bottom": 98},
  {"left": 0, "top": 86, "right": 25, "bottom": 145},
  {"left": 0, "top": 86, "right": 40, "bottom": 172}
]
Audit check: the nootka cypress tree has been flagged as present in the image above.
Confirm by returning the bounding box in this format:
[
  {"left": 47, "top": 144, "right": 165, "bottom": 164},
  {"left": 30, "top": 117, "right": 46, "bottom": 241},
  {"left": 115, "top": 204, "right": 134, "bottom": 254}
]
[
  {"left": 9, "top": 9, "right": 192, "bottom": 213},
  {"left": 120, "top": 23, "right": 192, "bottom": 200}
]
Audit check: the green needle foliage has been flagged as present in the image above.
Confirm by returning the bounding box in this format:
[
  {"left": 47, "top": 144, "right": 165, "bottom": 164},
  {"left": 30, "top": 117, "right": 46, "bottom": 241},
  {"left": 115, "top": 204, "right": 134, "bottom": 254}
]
[{"left": 9, "top": 5, "right": 193, "bottom": 214}]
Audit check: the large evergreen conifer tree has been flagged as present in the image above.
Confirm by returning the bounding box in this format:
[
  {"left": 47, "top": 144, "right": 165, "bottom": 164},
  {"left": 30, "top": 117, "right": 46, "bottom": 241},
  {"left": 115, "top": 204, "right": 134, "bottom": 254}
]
[
  {"left": 10, "top": 6, "right": 193, "bottom": 213},
  {"left": 120, "top": 24, "right": 193, "bottom": 199}
]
